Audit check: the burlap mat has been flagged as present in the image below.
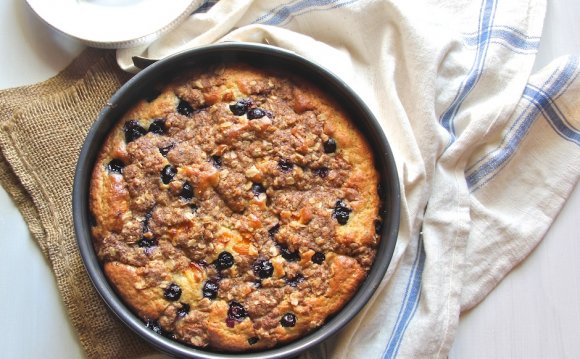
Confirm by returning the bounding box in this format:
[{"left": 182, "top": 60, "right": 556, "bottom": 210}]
[{"left": 0, "top": 48, "right": 156, "bottom": 359}]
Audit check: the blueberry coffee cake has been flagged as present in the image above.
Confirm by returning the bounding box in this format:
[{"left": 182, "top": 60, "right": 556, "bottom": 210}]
[{"left": 89, "top": 63, "right": 382, "bottom": 351}]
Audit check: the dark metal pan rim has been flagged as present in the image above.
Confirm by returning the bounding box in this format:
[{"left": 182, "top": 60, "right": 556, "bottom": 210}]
[{"left": 73, "top": 42, "right": 400, "bottom": 359}]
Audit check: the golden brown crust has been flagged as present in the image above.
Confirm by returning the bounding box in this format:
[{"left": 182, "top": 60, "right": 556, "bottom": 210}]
[
  {"left": 89, "top": 63, "right": 381, "bottom": 352},
  {"left": 104, "top": 262, "right": 169, "bottom": 319}
]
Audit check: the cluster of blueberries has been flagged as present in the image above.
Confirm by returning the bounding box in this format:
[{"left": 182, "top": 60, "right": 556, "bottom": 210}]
[{"left": 110, "top": 97, "right": 359, "bottom": 345}]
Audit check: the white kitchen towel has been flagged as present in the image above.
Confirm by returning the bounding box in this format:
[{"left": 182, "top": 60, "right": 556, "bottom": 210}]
[{"left": 119, "top": 0, "right": 580, "bottom": 358}]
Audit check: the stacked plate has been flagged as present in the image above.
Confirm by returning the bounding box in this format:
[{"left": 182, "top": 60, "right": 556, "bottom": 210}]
[{"left": 26, "top": 0, "right": 203, "bottom": 48}]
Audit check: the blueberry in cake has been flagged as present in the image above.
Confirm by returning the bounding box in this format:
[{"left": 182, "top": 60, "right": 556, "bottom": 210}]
[{"left": 89, "top": 62, "right": 383, "bottom": 351}]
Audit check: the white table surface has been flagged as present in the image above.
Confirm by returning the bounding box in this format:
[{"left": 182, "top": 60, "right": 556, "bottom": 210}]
[{"left": 0, "top": 1, "right": 578, "bottom": 358}]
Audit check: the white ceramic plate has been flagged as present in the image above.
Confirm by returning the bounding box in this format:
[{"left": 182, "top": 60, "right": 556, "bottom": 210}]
[{"left": 26, "top": 0, "right": 203, "bottom": 48}]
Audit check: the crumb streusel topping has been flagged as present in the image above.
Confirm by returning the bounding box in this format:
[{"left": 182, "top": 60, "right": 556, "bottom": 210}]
[{"left": 90, "top": 63, "right": 381, "bottom": 351}]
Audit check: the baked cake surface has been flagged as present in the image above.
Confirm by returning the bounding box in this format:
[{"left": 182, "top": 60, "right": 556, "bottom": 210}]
[{"left": 89, "top": 62, "right": 381, "bottom": 351}]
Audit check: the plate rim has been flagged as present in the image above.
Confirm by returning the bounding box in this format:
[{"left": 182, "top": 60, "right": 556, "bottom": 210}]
[{"left": 25, "top": 0, "right": 202, "bottom": 49}]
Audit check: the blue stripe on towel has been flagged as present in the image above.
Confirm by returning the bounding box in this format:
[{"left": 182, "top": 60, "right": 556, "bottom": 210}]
[
  {"left": 380, "top": 1, "right": 498, "bottom": 355},
  {"left": 463, "top": 26, "right": 540, "bottom": 53},
  {"left": 254, "top": 0, "right": 359, "bottom": 26},
  {"left": 467, "top": 56, "right": 579, "bottom": 191},
  {"left": 523, "top": 83, "right": 580, "bottom": 145},
  {"left": 382, "top": 232, "right": 426, "bottom": 359},
  {"left": 440, "top": 0, "right": 498, "bottom": 138}
]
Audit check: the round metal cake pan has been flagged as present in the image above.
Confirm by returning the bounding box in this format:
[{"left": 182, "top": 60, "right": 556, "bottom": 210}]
[{"left": 73, "top": 42, "right": 400, "bottom": 359}]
